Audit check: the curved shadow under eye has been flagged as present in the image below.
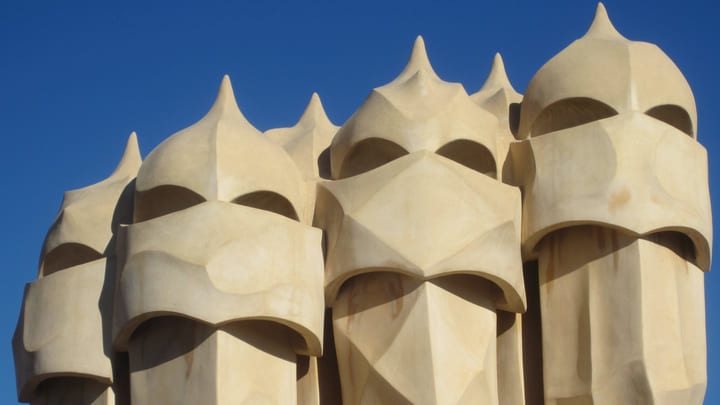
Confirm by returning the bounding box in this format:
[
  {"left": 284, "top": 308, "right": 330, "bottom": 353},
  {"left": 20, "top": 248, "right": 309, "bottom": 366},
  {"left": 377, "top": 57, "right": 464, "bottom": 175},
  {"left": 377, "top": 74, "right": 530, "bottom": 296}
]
[
  {"left": 645, "top": 105, "right": 693, "bottom": 137},
  {"left": 41, "top": 243, "right": 103, "bottom": 277},
  {"left": 530, "top": 97, "right": 617, "bottom": 137},
  {"left": 134, "top": 185, "right": 205, "bottom": 223},
  {"left": 643, "top": 231, "right": 696, "bottom": 263},
  {"left": 436, "top": 139, "right": 497, "bottom": 178},
  {"left": 338, "top": 138, "right": 408, "bottom": 179},
  {"left": 232, "top": 191, "right": 299, "bottom": 221}
]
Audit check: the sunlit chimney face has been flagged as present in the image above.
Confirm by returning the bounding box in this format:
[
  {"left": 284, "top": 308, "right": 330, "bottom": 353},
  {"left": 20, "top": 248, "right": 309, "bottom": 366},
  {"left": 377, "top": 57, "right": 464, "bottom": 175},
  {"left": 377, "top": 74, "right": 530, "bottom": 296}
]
[
  {"left": 12, "top": 5, "right": 711, "bottom": 405},
  {"left": 519, "top": 4, "right": 697, "bottom": 139}
]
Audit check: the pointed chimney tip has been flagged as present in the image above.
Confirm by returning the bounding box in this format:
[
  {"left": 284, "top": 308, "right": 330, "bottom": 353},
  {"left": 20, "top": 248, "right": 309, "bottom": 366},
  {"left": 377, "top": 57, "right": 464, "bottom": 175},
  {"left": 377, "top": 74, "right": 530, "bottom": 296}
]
[
  {"left": 205, "top": 74, "right": 251, "bottom": 122},
  {"left": 298, "top": 91, "right": 336, "bottom": 127},
  {"left": 491, "top": 53, "right": 507, "bottom": 76},
  {"left": 478, "top": 52, "right": 517, "bottom": 94},
  {"left": 584, "top": 2, "right": 626, "bottom": 40},
  {"left": 112, "top": 131, "right": 142, "bottom": 177},
  {"left": 392, "top": 35, "right": 440, "bottom": 83}
]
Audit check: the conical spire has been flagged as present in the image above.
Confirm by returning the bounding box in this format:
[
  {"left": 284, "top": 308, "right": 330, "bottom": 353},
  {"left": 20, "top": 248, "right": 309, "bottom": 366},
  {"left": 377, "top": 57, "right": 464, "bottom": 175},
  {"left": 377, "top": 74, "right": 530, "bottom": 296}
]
[
  {"left": 477, "top": 53, "right": 521, "bottom": 99},
  {"left": 135, "top": 74, "right": 303, "bottom": 207},
  {"left": 583, "top": 3, "right": 626, "bottom": 40},
  {"left": 265, "top": 92, "right": 339, "bottom": 182},
  {"left": 297, "top": 92, "right": 336, "bottom": 131},
  {"left": 202, "top": 75, "right": 255, "bottom": 129},
  {"left": 376, "top": 36, "right": 461, "bottom": 115},
  {"left": 392, "top": 36, "right": 441, "bottom": 84},
  {"left": 110, "top": 131, "right": 142, "bottom": 178},
  {"left": 471, "top": 53, "right": 522, "bottom": 120}
]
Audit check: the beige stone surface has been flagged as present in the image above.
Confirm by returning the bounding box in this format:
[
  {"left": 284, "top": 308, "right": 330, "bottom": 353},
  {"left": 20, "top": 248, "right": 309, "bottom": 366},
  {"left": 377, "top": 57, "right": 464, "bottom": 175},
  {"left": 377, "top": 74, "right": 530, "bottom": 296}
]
[
  {"left": 14, "top": 134, "right": 140, "bottom": 403},
  {"left": 12, "top": 4, "right": 711, "bottom": 405},
  {"left": 31, "top": 378, "right": 115, "bottom": 405},
  {"left": 330, "top": 37, "right": 501, "bottom": 180},
  {"left": 317, "top": 37, "right": 526, "bottom": 405},
  {"left": 14, "top": 260, "right": 113, "bottom": 402},
  {"left": 128, "top": 318, "right": 297, "bottom": 405},
  {"left": 296, "top": 356, "right": 321, "bottom": 405},
  {"left": 267, "top": 92, "right": 338, "bottom": 182},
  {"left": 333, "top": 274, "right": 500, "bottom": 404},
  {"left": 471, "top": 52, "right": 523, "bottom": 193},
  {"left": 134, "top": 76, "right": 308, "bottom": 223},
  {"left": 113, "top": 76, "right": 325, "bottom": 404},
  {"left": 113, "top": 201, "right": 324, "bottom": 355},
  {"left": 267, "top": 93, "right": 339, "bottom": 223},
  {"left": 515, "top": 5, "right": 710, "bottom": 405},
  {"left": 39, "top": 133, "right": 140, "bottom": 276},
  {"left": 518, "top": 4, "right": 697, "bottom": 139},
  {"left": 496, "top": 311, "right": 525, "bottom": 405},
  {"left": 513, "top": 112, "right": 711, "bottom": 269},
  {"left": 318, "top": 151, "right": 524, "bottom": 312},
  {"left": 538, "top": 227, "right": 706, "bottom": 404},
  {"left": 474, "top": 56, "right": 527, "bottom": 405},
  {"left": 471, "top": 53, "right": 522, "bottom": 121}
]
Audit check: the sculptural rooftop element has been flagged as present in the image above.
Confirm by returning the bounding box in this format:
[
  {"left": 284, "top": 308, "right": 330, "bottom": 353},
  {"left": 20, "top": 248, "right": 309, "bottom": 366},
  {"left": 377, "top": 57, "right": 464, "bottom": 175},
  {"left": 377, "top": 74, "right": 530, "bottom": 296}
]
[
  {"left": 519, "top": 3, "right": 697, "bottom": 139},
  {"left": 12, "top": 3, "right": 711, "bottom": 405}
]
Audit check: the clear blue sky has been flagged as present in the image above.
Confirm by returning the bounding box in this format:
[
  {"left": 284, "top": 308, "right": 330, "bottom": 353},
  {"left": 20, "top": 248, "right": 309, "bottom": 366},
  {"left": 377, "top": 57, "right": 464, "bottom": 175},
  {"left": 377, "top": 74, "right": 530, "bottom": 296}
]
[{"left": 1, "top": 1, "right": 717, "bottom": 403}]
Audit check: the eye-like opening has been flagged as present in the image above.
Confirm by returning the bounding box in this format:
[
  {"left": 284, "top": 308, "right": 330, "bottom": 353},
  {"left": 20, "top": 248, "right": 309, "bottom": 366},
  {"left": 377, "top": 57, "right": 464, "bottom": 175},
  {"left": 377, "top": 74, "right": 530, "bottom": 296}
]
[
  {"left": 134, "top": 185, "right": 205, "bottom": 223},
  {"left": 531, "top": 97, "right": 617, "bottom": 137},
  {"left": 338, "top": 138, "right": 408, "bottom": 179},
  {"left": 430, "top": 274, "right": 502, "bottom": 308},
  {"left": 232, "top": 191, "right": 299, "bottom": 221},
  {"left": 436, "top": 140, "right": 497, "bottom": 178},
  {"left": 334, "top": 271, "right": 418, "bottom": 314},
  {"left": 644, "top": 231, "right": 696, "bottom": 263},
  {"left": 40, "top": 243, "right": 103, "bottom": 277},
  {"left": 128, "top": 316, "right": 302, "bottom": 369},
  {"left": 509, "top": 102, "right": 521, "bottom": 137},
  {"left": 34, "top": 377, "right": 109, "bottom": 403},
  {"left": 645, "top": 105, "right": 694, "bottom": 137},
  {"left": 317, "top": 147, "right": 332, "bottom": 180}
]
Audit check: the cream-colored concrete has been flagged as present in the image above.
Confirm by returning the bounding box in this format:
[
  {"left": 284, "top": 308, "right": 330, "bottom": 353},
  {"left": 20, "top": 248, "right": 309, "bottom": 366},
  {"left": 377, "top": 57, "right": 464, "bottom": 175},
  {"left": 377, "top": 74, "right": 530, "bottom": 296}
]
[
  {"left": 472, "top": 52, "right": 522, "bottom": 159},
  {"left": 318, "top": 152, "right": 524, "bottom": 311},
  {"left": 267, "top": 92, "right": 339, "bottom": 224},
  {"left": 515, "top": 4, "right": 710, "bottom": 405},
  {"left": 538, "top": 227, "right": 706, "bottom": 404},
  {"left": 330, "top": 37, "right": 501, "bottom": 180},
  {"left": 265, "top": 94, "right": 338, "bottom": 404},
  {"left": 135, "top": 76, "right": 308, "bottom": 223},
  {"left": 128, "top": 318, "right": 297, "bottom": 405},
  {"left": 496, "top": 311, "right": 526, "bottom": 405},
  {"left": 296, "top": 356, "right": 321, "bottom": 405},
  {"left": 113, "top": 201, "right": 324, "bottom": 355},
  {"left": 472, "top": 53, "right": 522, "bottom": 121},
  {"left": 40, "top": 133, "right": 140, "bottom": 276},
  {"left": 31, "top": 378, "right": 115, "bottom": 405},
  {"left": 13, "top": 4, "right": 711, "bottom": 405},
  {"left": 474, "top": 57, "right": 526, "bottom": 405},
  {"left": 518, "top": 3, "right": 698, "bottom": 139},
  {"left": 14, "top": 134, "right": 139, "bottom": 403},
  {"left": 513, "top": 112, "right": 711, "bottom": 269},
  {"left": 14, "top": 260, "right": 113, "bottom": 402},
  {"left": 317, "top": 37, "right": 525, "bottom": 405},
  {"left": 115, "top": 77, "right": 325, "bottom": 404},
  {"left": 333, "top": 274, "right": 500, "bottom": 404}
]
